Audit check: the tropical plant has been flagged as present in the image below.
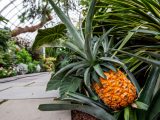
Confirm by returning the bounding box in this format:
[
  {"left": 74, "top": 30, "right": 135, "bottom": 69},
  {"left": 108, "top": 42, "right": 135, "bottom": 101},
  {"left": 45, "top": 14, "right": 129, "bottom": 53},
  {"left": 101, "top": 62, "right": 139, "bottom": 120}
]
[
  {"left": 90, "top": 0, "right": 160, "bottom": 37},
  {"left": 0, "top": 29, "right": 11, "bottom": 51},
  {"left": 86, "top": 0, "right": 160, "bottom": 75},
  {"left": 16, "top": 48, "right": 32, "bottom": 64},
  {"left": 28, "top": 61, "right": 39, "bottom": 73},
  {"left": 0, "top": 67, "right": 17, "bottom": 78},
  {"left": 32, "top": 23, "right": 67, "bottom": 49},
  {"left": 37, "top": 0, "right": 160, "bottom": 120},
  {"left": 41, "top": 57, "right": 56, "bottom": 72}
]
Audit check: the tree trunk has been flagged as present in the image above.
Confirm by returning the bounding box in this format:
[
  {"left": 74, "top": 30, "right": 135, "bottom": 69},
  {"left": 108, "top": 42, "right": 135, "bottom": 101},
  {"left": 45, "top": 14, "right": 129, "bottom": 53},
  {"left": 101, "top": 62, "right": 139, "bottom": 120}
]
[{"left": 11, "top": 14, "right": 53, "bottom": 37}]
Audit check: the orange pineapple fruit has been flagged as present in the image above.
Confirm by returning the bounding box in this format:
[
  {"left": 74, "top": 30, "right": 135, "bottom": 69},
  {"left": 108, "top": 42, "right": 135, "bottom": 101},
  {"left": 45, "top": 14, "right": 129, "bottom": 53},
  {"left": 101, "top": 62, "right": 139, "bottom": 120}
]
[{"left": 93, "top": 70, "right": 137, "bottom": 110}]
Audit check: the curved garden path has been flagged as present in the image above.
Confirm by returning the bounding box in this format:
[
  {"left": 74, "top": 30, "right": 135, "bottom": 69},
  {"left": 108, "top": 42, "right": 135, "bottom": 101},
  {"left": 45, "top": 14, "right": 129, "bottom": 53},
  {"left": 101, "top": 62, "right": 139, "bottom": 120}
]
[{"left": 0, "top": 72, "right": 71, "bottom": 120}]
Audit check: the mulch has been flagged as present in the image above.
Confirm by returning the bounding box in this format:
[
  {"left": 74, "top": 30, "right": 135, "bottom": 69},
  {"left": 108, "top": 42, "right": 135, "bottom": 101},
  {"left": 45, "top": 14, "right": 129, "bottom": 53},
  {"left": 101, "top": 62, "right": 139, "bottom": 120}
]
[{"left": 71, "top": 110, "right": 100, "bottom": 120}]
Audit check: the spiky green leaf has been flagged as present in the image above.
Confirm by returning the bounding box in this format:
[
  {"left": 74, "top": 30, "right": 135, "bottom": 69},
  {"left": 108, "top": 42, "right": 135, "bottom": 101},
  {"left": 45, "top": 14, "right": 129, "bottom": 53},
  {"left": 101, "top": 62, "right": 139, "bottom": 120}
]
[
  {"left": 138, "top": 66, "right": 160, "bottom": 105},
  {"left": 39, "top": 103, "right": 115, "bottom": 120},
  {"left": 59, "top": 77, "right": 81, "bottom": 96},
  {"left": 84, "top": 67, "right": 91, "bottom": 86},
  {"left": 48, "top": 0, "right": 84, "bottom": 49},
  {"left": 124, "top": 107, "right": 130, "bottom": 120},
  {"left": 93, "top": 64, "right": 106, "bottom": 79},
  {"left": 147, "top": 88, "right": 160, "bottom": 120}
]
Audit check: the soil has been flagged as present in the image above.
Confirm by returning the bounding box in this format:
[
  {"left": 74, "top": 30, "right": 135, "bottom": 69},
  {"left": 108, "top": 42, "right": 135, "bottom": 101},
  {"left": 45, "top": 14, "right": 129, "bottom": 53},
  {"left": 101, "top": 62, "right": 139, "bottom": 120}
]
[{"left": 71, "top": 110, "right": 100, "bottom": 120}]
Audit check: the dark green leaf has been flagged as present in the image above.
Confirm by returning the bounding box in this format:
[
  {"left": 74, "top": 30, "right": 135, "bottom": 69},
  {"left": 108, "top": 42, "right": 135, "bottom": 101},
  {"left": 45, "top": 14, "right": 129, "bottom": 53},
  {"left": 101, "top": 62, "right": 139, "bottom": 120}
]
[
  {"left": 46, "top": 73, "right": 64, "bottom": 91},
  {"left": 143, "top": 51, "right": 160, "bottom": 60},
  {"left": 84, "top": 67, "right": 91, "bottom": 86},
  {"left": 64, "top": 63, "right": 88, "bottom": 77},
  {"left": 147, "top": 88, "right": 160, "bottom": 120},
  {"left": 112, "top": 49, "right": 160, "bottom": 67},
  {"left": 65, "top": 42, "right": 86, "bottom": 58},
  {"left": 53, "top": 61, "right": 85, "bottom": 79},
  {"left": 112, "top": 26, "right": 139, "bottom": 57},
  {"left": 138, "top": 66, "right": 160, "bottom": 105},
  {"left": 131, "top": 29, "right": 160, "bottom": 35},
  {"left": 32, "top": 24, "right": 66, "bottom": 50},
  {"left": 134, "top": 101, "right": 149, "bottom": 111},
  {"left": 59, "top": 76, "right": 81, "bottom": 96},
  {"left": 65, "top": 92, "right": 112, "bottom": 112},
  {"left": 39, "top": 103, "right": 115, "bottom": 120},
  {"left": 93, "top": 64, "right": 106, "bottom": 79},
  {"left": 101, "top": 62, "right": 117, "bottom": 72},
  {"left": 92, "top": 71, "right": 102, "bottom": 86},
  {"left": 48, "top": 0, "right": 84, "bottom": 49}
]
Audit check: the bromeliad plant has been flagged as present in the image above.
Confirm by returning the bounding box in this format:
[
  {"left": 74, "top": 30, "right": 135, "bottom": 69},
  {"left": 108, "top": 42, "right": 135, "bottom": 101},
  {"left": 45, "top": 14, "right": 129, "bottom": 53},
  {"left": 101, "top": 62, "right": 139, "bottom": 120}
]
[{"left": 38, "top": 0, "right": 160, "bottom": 120}]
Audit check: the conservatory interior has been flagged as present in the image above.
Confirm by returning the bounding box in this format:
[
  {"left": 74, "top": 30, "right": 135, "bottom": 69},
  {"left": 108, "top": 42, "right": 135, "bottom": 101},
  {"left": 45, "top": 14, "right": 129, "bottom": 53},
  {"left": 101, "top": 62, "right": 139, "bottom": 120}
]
[{"left": 0, "top": 0, "right": 160, "bottom": 120}]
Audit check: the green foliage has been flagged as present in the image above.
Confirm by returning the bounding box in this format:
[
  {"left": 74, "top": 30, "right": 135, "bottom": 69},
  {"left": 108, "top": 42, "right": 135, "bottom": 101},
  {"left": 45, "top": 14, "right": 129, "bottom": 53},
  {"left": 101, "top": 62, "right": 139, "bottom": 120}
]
[
  {"left": 41, "top": 57, "right": 56, "bottom": 72},
  {"left": 0, "top": 16, "right": 8, "bottom": 23},
  {"left": 28, "top": 62, "right": 38, "bottom": 73},
  {"left": 39, "top": 92, "right": 115, "bottom": 120},
  {"left": 18, "top": 0, "right": 52, "bottom": 23},
  {"left": 91, "top": 0, "right": 160, "bottom": 37},
  {"left": 47, "top": 72, "right": 81, "bottom": 97},
  {"left": 32, "top": 24, "right": 67, "bottom": 50},
  {"left": 0, "top": 67, "right": 17, "bottom": 78},
  {"left": 0, "top": 29, "right": 11, "bottom": 51},
  {"left": 16, "top": 48, "right": 32, "bottom": 64},
  {"left": 37, "top": 0, "right": 160, "bottom": 120},
  {"left": 0, "top": 40, "right": 41, "bottom": 78},
  {"left": 0, "top": 41, "right": 17, "bottom": 68}
]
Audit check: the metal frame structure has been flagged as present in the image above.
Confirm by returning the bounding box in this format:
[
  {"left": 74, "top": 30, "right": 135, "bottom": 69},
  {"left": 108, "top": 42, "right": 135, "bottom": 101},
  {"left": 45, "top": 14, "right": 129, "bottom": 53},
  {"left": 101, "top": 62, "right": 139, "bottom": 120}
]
[{"left": 0, "top": 0, "right": 82, "bottom": 44}]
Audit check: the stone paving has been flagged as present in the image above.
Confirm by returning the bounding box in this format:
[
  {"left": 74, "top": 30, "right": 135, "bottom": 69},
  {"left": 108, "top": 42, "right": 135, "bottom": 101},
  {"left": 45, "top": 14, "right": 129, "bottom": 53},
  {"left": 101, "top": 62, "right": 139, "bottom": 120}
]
[{"left": 0, "top": 72, "right": 71, "bottom": 120}]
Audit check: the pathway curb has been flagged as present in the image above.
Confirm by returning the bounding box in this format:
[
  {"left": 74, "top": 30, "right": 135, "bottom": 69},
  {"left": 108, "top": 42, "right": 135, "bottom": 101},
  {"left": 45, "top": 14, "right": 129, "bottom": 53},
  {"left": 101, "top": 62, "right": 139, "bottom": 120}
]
[{"left": 0, "top": 72, "right": 50, "bottom": 83}]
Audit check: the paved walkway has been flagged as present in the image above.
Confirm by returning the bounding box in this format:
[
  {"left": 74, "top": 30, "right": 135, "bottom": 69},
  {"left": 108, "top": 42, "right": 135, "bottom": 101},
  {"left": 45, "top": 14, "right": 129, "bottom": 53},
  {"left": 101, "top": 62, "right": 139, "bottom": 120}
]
[{"left": 0, "top": 72, "right": 71, "bottom": 120}]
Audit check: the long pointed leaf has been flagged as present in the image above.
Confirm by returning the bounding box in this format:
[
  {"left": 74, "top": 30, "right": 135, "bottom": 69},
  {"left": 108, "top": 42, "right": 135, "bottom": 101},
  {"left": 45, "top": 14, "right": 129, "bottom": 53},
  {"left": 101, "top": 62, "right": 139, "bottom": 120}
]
[
  {"left": 101, "top": 62, "right": 117, "bottom": 72},
  {"left": 66, "top": 92, "right": 112, "bottom": 112},
  {"left": 48, "top": 0, "right": 84, "bottom": 49},
  {"left": 64, "top": 63, "right": 88, "bottom": 77},
  {"left": 65, "top": 42, "right": 86, "bottom": 58},
  {"left": 112, "top": 49, "right": 160, "bottom": 67},
  {"left": 124, "top": 107, "right": 130, "bottom": 120},
  {"left": 93, "top": 64, "right": 106, "bottom": 79},
  {"left": 147, "top": 88, "right": 160, "bottom": 120},
  {"left": 53, "top": 61, "right": 85, "bottom": 79},
  {"left": 84, "top": 0, "right": 97, "bottom": 61},
  {"left": 39, "top": 103, "right": 115, "bottom": 120},
  {"left": 112, "top": 26, "right": 140, "bottom": 57},
  {"left": 84, "top": 67, "right": 91, "bottom": 86},
  {"left": 138, "top": 66, "right": 160, "bottom": 105},
  {"left": 92, "top": 71, "right": 102, "bottom": 86}
]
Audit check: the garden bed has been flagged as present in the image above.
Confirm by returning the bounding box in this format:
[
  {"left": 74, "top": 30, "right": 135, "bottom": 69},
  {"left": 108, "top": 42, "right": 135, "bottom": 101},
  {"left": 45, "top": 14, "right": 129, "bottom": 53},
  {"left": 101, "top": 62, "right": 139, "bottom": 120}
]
[{"left": 71, "top": 110, "right": 99, "bottom": 120}]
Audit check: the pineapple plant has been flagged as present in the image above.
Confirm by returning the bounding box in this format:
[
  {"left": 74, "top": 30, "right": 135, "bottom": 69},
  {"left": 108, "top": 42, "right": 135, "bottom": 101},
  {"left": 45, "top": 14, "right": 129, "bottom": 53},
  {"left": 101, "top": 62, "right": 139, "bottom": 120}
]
[
  {"left": 35, "top": 0, "right": 160, "bottom": 120},
  {"left": 93, "top": 70, "right": 137, "bottom": 110}
]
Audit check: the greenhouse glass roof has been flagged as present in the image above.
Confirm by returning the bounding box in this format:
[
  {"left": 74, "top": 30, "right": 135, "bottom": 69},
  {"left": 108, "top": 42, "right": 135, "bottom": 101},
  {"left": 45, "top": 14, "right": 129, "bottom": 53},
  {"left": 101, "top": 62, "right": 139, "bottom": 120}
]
[{"left": 0, "top": 0, "right": 82, "bottom": 44}]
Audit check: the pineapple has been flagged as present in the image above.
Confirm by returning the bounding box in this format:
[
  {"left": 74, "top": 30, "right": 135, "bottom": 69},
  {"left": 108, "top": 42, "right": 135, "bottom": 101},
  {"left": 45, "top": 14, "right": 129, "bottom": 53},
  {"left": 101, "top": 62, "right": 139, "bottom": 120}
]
[{"left": 93, "top": 70, "right": 137, "bottom": 110}]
